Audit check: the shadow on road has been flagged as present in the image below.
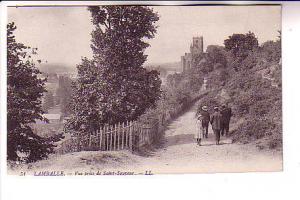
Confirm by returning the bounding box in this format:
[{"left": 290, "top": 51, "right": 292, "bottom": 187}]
[
  {"left": 133, "top": 133, "right": 232, "bottom": 157},
  {"left": 132, "top": 135, "right": 167, "bottom": 157},
  {"left": 200, "top": 141, "right": 232, "bottom": 147},
  {"left": 165, "top": 134, "right": 195, "bottom": 147}
]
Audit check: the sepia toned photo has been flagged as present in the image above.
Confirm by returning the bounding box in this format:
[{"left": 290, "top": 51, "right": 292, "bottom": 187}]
[{"left": 7, "top": 4, "right": 282, "bottom": 175}]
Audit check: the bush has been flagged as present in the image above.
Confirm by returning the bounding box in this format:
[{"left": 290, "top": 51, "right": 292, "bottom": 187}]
[
  {"left": 221, "top": 33, "right": 282, "bottom": 150},
  {"left": 232, "top": 118, "right": 275, "bottom": 143},
  {"left": 196, "top": 89, "right": 221, "bottom": 115}
]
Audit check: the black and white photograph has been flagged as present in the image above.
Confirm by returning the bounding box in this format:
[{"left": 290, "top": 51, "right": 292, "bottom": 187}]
[{"left": 6, "top": 4, "right": 282, "bottom": 175}]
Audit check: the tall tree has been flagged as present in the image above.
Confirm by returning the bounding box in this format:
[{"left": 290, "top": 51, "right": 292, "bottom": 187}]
[
  {"left": 7, "top": 23, "right": 59, "bottom": 162},
  {"left": 224, "top": 32, "right": 259, "bottom": 59},
  {"left": 206, "top": 45, "right": 228, "bottom": 68},
  {"left": 66, "top": 6, "right": 161, "bottom": 134}
]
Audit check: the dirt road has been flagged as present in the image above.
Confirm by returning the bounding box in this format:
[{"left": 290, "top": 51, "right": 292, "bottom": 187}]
[
  {"left": 126, "top": 104, "right": 282, "bottom": 174},
  {"left": 9, "top": 104, "right": 282, "bottom": 175}
]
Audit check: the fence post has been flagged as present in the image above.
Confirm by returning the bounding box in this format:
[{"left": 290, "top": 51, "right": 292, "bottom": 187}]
[
  {"left": 124, "top": 121, "right": 127, "bottom": 148},
  {"left": 117, "top": 122, "right": 120, "bottom": 150},
  {"left": 138, "top": 124, "right": 142, "bottom": 148},
  {"left": 99, "top": 127, "right": 103, "bottom": 150},
  {"left": 121, "top": 122, "right": 125, "bottom": 149},
  {"left": 96, "top": 129, "right": 99, "bottom": 150},
  {"left": 129, "top": 121, "right": 133, "bottom": 151},
  {"left": 114, "top": 124, "right": 117, "bottom": 151},
  {"left": 103, "top": 125, "right": 107, "bottom": 151},
  {"left": 126, "top": 121, "right": 130, "bottom": 148},
  {"left": 77, "top": 134, "right": 81, "bottom": 152},
  {"left": 88, "top": 131, "right": 92, "bottom": 148},
  {"left": 106, "top": 125, "right": 109, "bottom": 151},
  {"left": 110, "top": 125, "right": 113, "bottom": 151}
]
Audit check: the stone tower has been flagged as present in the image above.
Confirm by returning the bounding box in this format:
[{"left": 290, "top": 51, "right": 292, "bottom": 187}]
[
  {"left": 181, "top": 36, "right": 204, "bottom": 72},
  {"left": 191, "top": 36, "right": 203, "bottom": 55}
]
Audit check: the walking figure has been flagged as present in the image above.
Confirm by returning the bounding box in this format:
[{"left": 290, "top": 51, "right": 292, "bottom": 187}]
[
  {"left": 199, "top": 105, "right": 210, "bottom": 138},
  {"left": 195, "top": 115, "right": 203, "bottom": 146},
  {"left": 210, "top": 106, "right": 222, "bottom": 145},
  {"left": 220, "top": 103, "right": 232, "bottom": 137}
]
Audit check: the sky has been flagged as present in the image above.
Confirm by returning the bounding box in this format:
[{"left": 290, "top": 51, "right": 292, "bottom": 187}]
[{"left": 8, "top": 5, "right": 281, "bottom": 68}]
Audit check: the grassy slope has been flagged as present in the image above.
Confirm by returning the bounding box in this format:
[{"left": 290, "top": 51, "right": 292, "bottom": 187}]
[{"left": 197, "top": 42, "right": 282, "bottom": 150}]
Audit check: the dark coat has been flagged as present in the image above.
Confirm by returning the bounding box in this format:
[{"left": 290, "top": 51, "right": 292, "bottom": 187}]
[
  {"left": 210, "top": 111, "right": 222, "bottom": 130},
  {"left": 199, "top": 110, "right": 210, "bottom": 125},
  {"left": 221, "top": 107, "right": 232, "bottom": 123}
]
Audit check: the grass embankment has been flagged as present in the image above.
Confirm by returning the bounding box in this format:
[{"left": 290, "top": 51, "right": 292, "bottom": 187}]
[{"left": 198, "top": 44, "right": 282, "bottom": 150}]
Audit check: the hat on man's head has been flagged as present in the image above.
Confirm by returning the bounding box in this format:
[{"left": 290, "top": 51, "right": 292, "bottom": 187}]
[{"left": 202, "top": 106, "right": 208, "bottom": 111}]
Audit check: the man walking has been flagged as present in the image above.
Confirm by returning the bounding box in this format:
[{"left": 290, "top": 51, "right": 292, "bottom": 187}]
[
  {"left": 199, "top": 105, "right": 210, "bottom": 138},
  {"left": 220, "top": 103, "right": 232, "bottom": 137},
  {"left": 210, "top": 106, "right": 222, "bottom": 145}
]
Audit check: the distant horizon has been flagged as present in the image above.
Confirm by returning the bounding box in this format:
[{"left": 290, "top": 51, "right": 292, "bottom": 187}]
[
  {"left": 38, "top": 60, "right": 182, "bottom": 70},
  {"left": 8, "top": 5, "right": 281, "bottom": 67}
]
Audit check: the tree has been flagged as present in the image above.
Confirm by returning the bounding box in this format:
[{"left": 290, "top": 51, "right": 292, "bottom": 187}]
[
  {"left": 7, "top": 23, "right": 60, "bottom": 162},
  {"left": 224, "top": 32, "right": 259, "bottom": 59},
  {"left": 66, "top": 6, "right": 161, "bottom": 134},
  {"left": 206, "top": 45, "right": 228, "bottom": 68}
]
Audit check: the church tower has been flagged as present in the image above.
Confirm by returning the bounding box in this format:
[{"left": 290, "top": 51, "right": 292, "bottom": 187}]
[
  {"left": 191, "top": 36, "right": 203, "bottom": 55},
  {"left": 181, "top": 36, "right": 204, "bottom": 72}
]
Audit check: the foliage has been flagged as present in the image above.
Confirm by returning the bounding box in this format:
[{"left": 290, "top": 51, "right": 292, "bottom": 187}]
[
  {"left": 194, "top": 54, "right": 213, "bottom": 74},
  {"left": 224, "top": 32, "right": 259, "bottom": 59},
  {"left": 66, "top": 6, "right": 161, "bottom": 135},
  {"left": 166, "top": 72, "right": 194, "bottom": 108},
  {"left": 206, "top": 45, "right": 228, "bottom": 68},
  {"left": 185, "top": 66, "right": 204, "bottom": 92},
  {"left": 165, "top": 31, "right": 281, "bottom": 149},
  {"left": 166, "top": 73, "right": 183, "bottom": 88},
  {"left": 231, "top": 118, "right": 275, "bottom": 143},
  {"left": 7, "top": 22, "right": 62, "bottom": 162},
  {"left": 196, "top": 90, "right": 220, "bottom": 114},
  {"left": 222, "top": 32, "right": 282, "bottom": 149},
  {"left": 260, "top": 40, "right": 281, "bottom": 63}
]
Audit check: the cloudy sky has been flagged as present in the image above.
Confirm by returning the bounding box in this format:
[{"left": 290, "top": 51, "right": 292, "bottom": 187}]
[{"left": 8, "top": 5, "right": 281, "bottom": 67}]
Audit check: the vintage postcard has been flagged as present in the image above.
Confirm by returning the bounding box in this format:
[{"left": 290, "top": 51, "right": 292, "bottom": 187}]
[{"left": 6, "top": 4, "right": 282, "bottom": 176}]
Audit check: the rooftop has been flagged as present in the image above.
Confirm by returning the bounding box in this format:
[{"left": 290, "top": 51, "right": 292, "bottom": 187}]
[{"left": 43, "top": 114, "right": 61, "bottom": 120}]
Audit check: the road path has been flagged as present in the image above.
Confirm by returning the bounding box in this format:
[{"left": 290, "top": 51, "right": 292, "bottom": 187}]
[
  {"left": 128, "top": 104, "right": 282, "bottom": 174},
  {"left": 9, "top": 104, "right": 282, "bottom": 175}
]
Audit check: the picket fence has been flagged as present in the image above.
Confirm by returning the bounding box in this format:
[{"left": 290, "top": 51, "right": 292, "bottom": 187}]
[
  {"left": 56, "top": 120, "right": 160, "bottom": 155},
  {"left": 55, "top": 90, "right": 209, "bottom": 155}
]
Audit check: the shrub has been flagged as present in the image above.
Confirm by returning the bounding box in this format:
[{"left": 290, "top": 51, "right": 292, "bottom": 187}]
[
  {"left": 222, "top": 32, "right": 282, "bottom": 150},
  {"left": 232, "top": 118, "right": 275, "bottom": 143}
]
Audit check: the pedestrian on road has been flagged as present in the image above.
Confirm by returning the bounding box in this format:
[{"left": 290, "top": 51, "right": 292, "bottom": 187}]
[
  {"left": 195, "top": 115, "right": 204, "bottom": 146},
  {"left": 210, "top": 106, "right": 222, "bottom": 145},
  {"left": 220, "top": 103, "right": 232, "bottom": 137},
  {"left": 199, "top": 105, "right": 210, "bottom": 138}
]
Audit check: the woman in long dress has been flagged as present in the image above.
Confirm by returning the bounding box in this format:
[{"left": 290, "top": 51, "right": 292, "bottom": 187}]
[{"left": 195, "top": 115, "right": 204, "bottom": 146}]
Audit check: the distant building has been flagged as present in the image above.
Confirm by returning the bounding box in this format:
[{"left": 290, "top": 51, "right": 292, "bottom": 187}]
[
  {"left": 181, "top": 36, "right": 204, "bottom": 72},
  {"left": 36, "top": 113, "right": 62, "bottom": 124},
  {"left": 57, "top": 72, "right": 77, "bottom": 80}
]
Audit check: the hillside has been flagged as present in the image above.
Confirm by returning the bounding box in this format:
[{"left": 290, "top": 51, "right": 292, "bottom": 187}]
[
  {"left": 202, "top": 39, "right": 281, "bottom": 149},
  {"left": 165, "top": 33, "right": 282, "bottom": 150}
]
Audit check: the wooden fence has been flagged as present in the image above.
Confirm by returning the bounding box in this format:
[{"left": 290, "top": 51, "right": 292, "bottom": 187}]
[
  {"left": 55, "top": 91, "right": 209, "bottom": 155},
  {"left": 56, "top": 120, "right": 160, "bottom": 155}
]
